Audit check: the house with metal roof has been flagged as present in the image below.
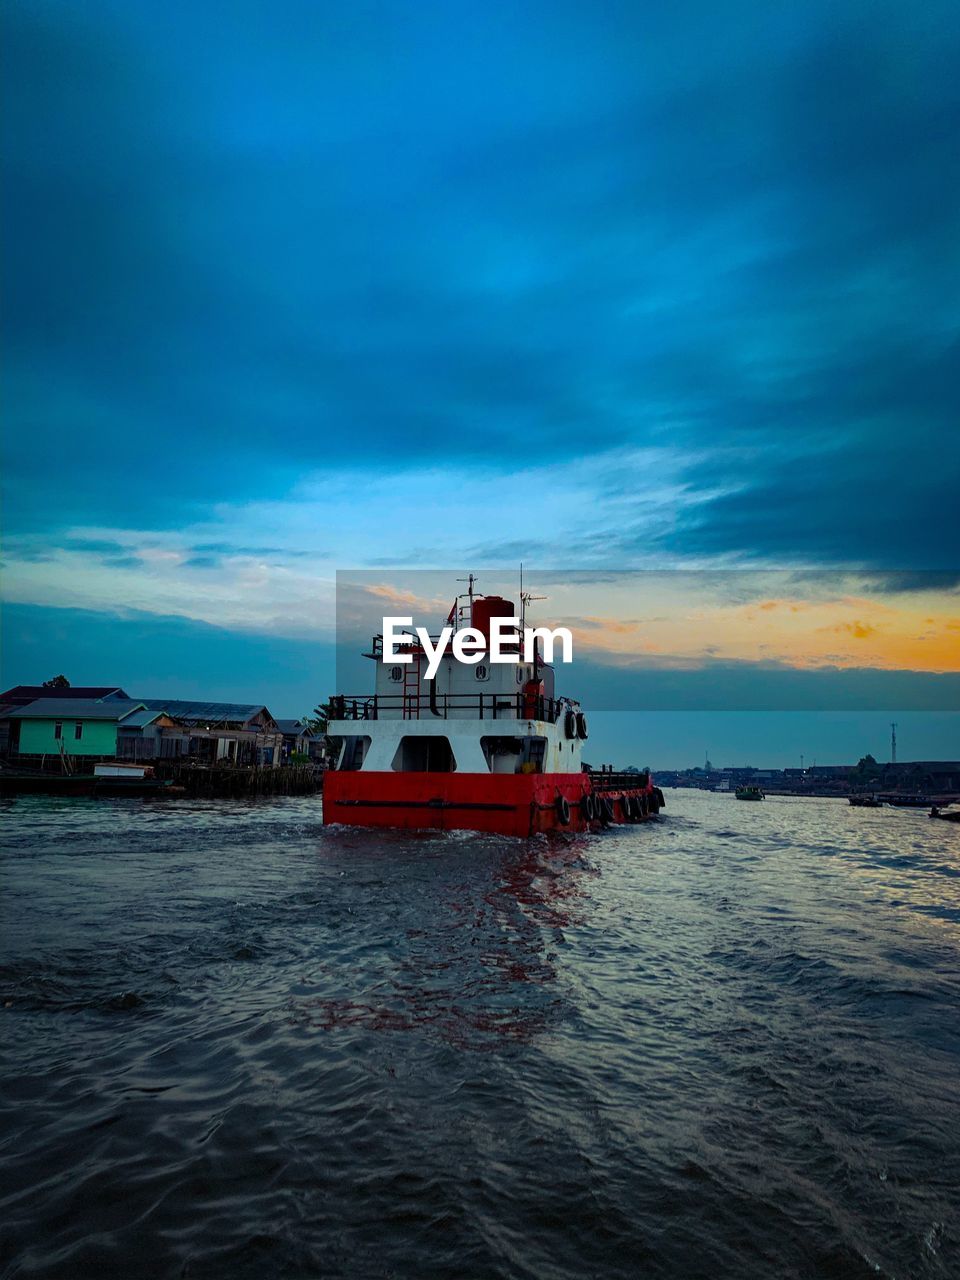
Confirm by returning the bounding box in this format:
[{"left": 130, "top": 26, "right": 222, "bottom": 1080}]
[
  {"left": 2, "top": 685, "right": 287, "bottom": 767},
  {"left": 275, "top": 718, "right": 324, "bottom": 763},
  {"left": 115, "top": 709, "right": 181, "bottom": 763},
  {"left": 126, "top": 698, "right": 283, "bottom": 766},
  {"left": 11, "top": 699, "right": 146, "bottom": 758},
  {"left": 0, "top": 685, "right": 133, "bottom": 755}
]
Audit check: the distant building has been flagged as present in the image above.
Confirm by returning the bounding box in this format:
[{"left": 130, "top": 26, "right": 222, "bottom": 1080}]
[
  {"left": 275, "top": 719, "right": 324, "bottom": 764},
  {"left": 879, "top": 761, "right": 960, "bottom": 793},
  {"left": 116, "top": 709, "right": 181, "bottom": 762},
  {"left": 127, "top": 699, "right": 283, "bottom": 766}
]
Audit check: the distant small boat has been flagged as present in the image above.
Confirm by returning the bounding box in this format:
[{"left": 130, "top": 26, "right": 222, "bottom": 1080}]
[
  {"left": 881, "top": 794, "right": 934, "bottom": 808},
  {"left": 930, "top": 807, "right": 960, "bottom": 823},
  {"left": 735, "top": 785, "right": 764, "bottom": 801},
  {"left": 849, "top": 795, "right": 883, "bottom": 808}
]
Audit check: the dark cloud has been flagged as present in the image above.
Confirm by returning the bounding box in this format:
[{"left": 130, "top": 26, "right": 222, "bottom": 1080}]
[
  {"left": 667, "top": 440, "right": 960, "bottom": 569},
  {"left": 0, "top": 601, "right": 335, "bottom": 715},
  {"left": 3, "top": 0, "right": 958, "bottom": 569}
]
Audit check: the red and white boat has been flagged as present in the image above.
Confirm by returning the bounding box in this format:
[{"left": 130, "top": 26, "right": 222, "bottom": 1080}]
[{"left": 322, "top": 582, "right": 664, "bottom": 837}]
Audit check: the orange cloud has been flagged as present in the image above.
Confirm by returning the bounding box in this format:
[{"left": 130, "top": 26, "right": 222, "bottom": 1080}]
[
  {"left": 579, "top": 615, "right": 640, "bottom": 635},
  {"left": 827, "top": 620, "right": 878, "bottom": 639}
]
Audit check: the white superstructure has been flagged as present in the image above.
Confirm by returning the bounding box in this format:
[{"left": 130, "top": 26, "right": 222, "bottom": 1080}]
[{"left": 327, "top": 589, "right": 589, "bottom": 777}]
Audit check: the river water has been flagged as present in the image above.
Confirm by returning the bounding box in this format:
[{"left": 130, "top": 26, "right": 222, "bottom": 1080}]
[{"left": 1, "top": 790, "right": 959, "bottom": 1278}]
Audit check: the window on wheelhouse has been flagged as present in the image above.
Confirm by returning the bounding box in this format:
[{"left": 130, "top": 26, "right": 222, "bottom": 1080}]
[{"left": 391, "top": 735, "right": 455, "bottom": 772}]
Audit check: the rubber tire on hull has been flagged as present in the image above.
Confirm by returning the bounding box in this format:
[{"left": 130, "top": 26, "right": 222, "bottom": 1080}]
[{"left": 555, "top": 795, "right": 571, "bottom": 826}]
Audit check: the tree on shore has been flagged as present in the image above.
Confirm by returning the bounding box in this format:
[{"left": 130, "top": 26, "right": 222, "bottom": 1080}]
[
  {"left": 43, "top": 675, "right": 70, "bottom": 688},
  {"left": 303, "top": 699, "right": 337, "bottom": 736},
  {"left": 855, "top": 753, "right": 881, "bottom": 779}
]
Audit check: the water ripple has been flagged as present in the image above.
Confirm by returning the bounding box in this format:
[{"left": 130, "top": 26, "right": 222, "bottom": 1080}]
[{"left": 1, "top": 791, "right": 959, "bottom": 1277}]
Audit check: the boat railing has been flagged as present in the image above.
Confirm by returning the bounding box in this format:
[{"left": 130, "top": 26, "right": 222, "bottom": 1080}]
[
  {"left": 327, "top": 692, "right": 565, "bottom": 723},
  {"left": 589, "top": 770, "right": 651, "bottom": 791}
]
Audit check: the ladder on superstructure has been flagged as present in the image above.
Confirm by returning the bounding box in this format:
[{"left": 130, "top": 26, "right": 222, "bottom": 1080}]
[{"left": 403, "top": 652, "right": 421, "bottom": 719}]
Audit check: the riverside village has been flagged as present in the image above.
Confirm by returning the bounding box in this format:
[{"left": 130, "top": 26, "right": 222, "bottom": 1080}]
[{"left": 1, "top": 675, "right": 957, "bottom": 812}]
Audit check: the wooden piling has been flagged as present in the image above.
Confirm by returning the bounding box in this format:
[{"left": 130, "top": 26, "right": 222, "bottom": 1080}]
[{"left": 154, "top": 762, "right": 322, "bottom": 798}]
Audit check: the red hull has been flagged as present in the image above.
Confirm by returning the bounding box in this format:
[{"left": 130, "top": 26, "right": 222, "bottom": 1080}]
[{"left": 322, "top": 771, "right": 662, "bottom": 837}]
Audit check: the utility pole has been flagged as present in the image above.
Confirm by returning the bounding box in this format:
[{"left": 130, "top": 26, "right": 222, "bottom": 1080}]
[{"left": 891, "top": 722, "right": 897, "bottom": 764}]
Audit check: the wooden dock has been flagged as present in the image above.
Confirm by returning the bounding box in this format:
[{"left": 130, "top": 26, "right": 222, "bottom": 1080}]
[{"left": 153, "top": 762, "right": 321, "bottom": 797}]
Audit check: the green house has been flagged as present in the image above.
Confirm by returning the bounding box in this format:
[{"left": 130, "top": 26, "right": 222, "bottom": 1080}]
[{"left": 14, "top": 698, "right": 146, "bottom": 758}]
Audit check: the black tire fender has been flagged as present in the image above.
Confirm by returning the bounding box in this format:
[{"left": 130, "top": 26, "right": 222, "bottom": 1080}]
[{"left": 555, "top": 794, "right": 571, "bottom": 825}]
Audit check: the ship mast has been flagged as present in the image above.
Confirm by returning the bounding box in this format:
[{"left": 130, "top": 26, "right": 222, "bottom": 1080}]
[{"left": 455, "top": 572, "right": 479, "bottom": 627}]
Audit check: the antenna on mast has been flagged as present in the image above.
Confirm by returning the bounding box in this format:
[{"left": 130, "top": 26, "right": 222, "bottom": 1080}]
[
  {"left": 891, "top": 721, "right": 897, "bottom": 764},
  {"left": 520, "top": 589, "right": 546, "bottom": 631},
  {"left": 456, "top": 572, "right": 478, "bottom": 601},
  {"left": 519, "top": 568, "right": 547, "bottom": 671},
  {"left": 455, "top": 573, "right": 479, "bottom": 627}
]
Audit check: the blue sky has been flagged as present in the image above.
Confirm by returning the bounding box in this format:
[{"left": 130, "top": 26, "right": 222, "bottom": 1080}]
[{"left": 2, "top": 0, "right": 958, "bottom": 764}]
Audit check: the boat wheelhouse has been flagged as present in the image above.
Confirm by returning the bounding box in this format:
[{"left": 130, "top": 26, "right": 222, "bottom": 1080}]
[
  {"left": 734, "top": 784, "right": 765, "bottom": 801},
  {"left": 323, "top": 582, "right": 663, "bottom": 836}
]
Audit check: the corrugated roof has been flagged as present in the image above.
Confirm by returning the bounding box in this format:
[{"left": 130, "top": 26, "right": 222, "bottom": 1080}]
[
  {"left": 276, "top": 719, "right": 316, "bottom": 735},
  {"left": 14, "top": 699, "right": 146, "bottom": 720},
  {"left": 116, "top": 708, "right": 168, "bottom": 728},
  {"left": 0, "top": 685, "right": 129, "bottom": 707},
  {"left": 134, "top": 698, "right": 275, "bottom": 726}
]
